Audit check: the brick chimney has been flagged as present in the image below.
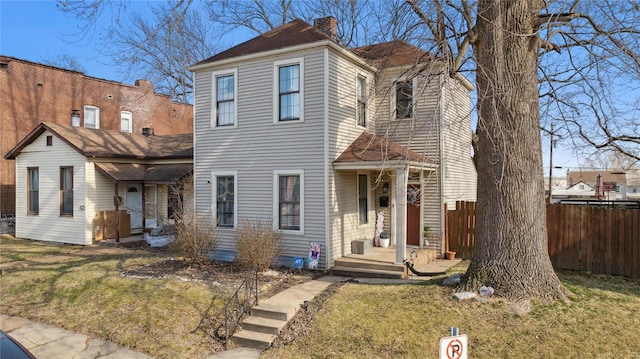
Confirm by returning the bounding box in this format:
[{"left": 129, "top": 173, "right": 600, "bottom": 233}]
[{"left": 314, "top": 17, "right": 337, "bottom": 39}]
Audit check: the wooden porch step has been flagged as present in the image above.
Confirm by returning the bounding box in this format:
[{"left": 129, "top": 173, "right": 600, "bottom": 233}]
[{"left": 329, "top": 265, "right": 407, "bottom": 279}]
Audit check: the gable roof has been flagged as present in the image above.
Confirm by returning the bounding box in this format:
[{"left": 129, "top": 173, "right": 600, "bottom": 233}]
[
  {"left": 193, "top": 19, "right": 333, "bottom": 67},
  {"left": 4, "top": 122, "right": 193, "bottom": 160},
  {"left": 567, "top": 170, "right": 626, "bottom": 186},
  {"left": 334, "top": 131, "right": 436, "bottom": 168},
  {"left": 351, "top": 40, "right": 434, "bottom": 68}
]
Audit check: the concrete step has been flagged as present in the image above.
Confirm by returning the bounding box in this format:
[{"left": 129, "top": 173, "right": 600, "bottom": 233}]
[
  {"left": 329, "top": 265, "right": 407, "bottom": 279},
  {"left": 241, "top": 316, "right": 288, "bottom": 335},
  {"left": 250, "top": 304, "right": 296, "bottom": 321},
  {"left": 231, "top": 329, "right": 276, "bottom": 350},
  {"left": 334, "top": 257, "right": 405, "bottom": 272}
]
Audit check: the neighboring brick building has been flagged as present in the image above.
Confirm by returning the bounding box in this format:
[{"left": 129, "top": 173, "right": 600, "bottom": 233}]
[{"left": 0, "top": 55, "right": 193, "bottom": 215}]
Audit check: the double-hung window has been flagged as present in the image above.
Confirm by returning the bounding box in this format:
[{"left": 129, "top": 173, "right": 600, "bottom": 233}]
[
  {"left": 213, "top": 172, "right": 237, "bottom": 228},
  {"left": 274, "top": 170, "right": 303, "bottom": 232},
  {"left": 356, "top": 75, "right": 367, "bottom": 127},
  {"left": 358, "top": 174, "right": 368, "bottom": 225},
  {"left": 60, "top": 167, "right": 73, "bottom": 216},
  {"left": 213, "top": 69, "right": 237, "bottom": 127},
  {"left": 84, "top": 105, "right": 100, "bottom": 129},
  {"left": 395, "top": 80, "right": 413, "bottom": 119},
  {"left": 27, "top": 167, "right": 39, "bottom": 214},
  {"left": 121, "top": 111, "right": 132, "bottom": 132},
  {"left": 274, "top": 58, "right": 304, "bottom": 122}
]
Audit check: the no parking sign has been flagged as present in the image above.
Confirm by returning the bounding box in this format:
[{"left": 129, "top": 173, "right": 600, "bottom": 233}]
[{"left": 439, "top": 334, "right": 468, "bottom": 359}]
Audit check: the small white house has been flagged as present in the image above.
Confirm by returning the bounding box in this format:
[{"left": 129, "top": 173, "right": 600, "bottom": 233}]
[{"left": 4, "top": 122, "right": 192, "bottom": 245}]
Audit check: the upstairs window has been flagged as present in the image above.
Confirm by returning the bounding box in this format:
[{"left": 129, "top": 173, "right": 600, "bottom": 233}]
[
  {"left": 60, "top": 167, "right": 74, "bottom": 216},
  {"left": 213, "top": 69, "right": 237, "bottom": 127},
  {"left": 395, "top": 80, "right": 413, "bottom": 119},
  {"left": 274, "top": 58, "right": 304, "bottom": 123},
  {"left": 84, "top": 105, "right": 100, "bottom": 129},
  {"left": 120, "top": 111, "right": 132, "bottom": 132},
  {"left": 356, "top": 75, "right": 367, "bottom": 127},
  {"left": 28, "top": 167, "right": 39, "bottom": 214}
]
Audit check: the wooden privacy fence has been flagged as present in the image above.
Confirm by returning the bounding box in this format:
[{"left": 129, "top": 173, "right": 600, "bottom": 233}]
[{"left": 446, "top": 201, "right": 640, "bottom": 279}]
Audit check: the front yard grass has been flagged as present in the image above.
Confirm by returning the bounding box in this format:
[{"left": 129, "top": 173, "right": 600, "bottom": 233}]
[
  {"left": 262, "top": 262, "right": 640, "bottom": 358},
  {"left": 0, "top": 234, "right": 81, "bottom": 263},
  {"left": 0, "top": 236, "right": 311, "bottom": 358}
]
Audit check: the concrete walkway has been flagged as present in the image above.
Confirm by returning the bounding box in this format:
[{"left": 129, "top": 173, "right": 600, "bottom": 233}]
[{"left": 0, "top": 315, "right": 151, "bottom": 359}]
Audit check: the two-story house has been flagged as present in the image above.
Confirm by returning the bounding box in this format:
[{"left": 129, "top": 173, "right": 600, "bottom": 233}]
[
  {"left": 0, "top": 55, "right": 193, "bottom": 216},
  {"left": 189, "top": 17, "right": 477, "bottom": 270}
]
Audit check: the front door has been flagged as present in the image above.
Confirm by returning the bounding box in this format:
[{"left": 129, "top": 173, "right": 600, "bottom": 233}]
[
  {"left": 125, "top": 184, "right": 143, "bottom": 232},
  {"left": 406, "top": 184, "right": 421, "bottom": 245}
]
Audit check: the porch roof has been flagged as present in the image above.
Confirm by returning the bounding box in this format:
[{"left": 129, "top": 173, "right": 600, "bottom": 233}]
[
  {"left": 333, "top": 132, "right": 438, "bottom": 171},
  {"left": 95, "top": 162, "right": 192, "bottom": 184}
]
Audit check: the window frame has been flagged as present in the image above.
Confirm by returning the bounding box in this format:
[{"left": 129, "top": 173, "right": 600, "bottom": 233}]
[
  {"left": 211, "top": 68, "right": 238, "bottom": 128},
  {"left": 356, "top": 73, "right": 368, "bottom": 128},
  {"left": 84, "top": 105, "right": 100, "bottom": 129},
  {"left": 120, "top": 111, "right": 133, "bottom": 133},
  {"left": 393, "top": 78, "right": 415, "bottom": 119},
  {"left": 273, "top": 58, "right": 304, "bottom": 123},
  {"left": 357, "top": 172, "right": 370, "bottom": 226},
  {"left": 273, "top": 170, "right": 304, "bottom": 234},
  {"left": 60, "top": 166, "right": 74, "bottom": 216},
  {"left": 27, "top": 167, "right": 39, "bottom": 215},
  {"left": 212, "top": 171, "right": 238, "bottom": 228}
]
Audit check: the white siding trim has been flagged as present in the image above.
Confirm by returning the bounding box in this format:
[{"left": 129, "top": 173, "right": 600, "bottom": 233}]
[
  {"left": 273, "top": 57, "right": 305, "bottom": 124},
  {"left": 211, "top": 68, "right": 239, "bottom": 129},
  {"left": 212, "top": 170, "right": 238, "bottom": 229},
  {"left": 323, "top": 48, "right": 330, "bottom": 269},
  {"left": 273, "top": 169, "right": 304, "bottom": 235}
]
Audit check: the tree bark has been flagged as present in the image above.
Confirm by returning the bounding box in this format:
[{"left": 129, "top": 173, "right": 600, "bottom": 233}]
[{"left": 461, "top": 0, "right": 568, "bottom": 301}]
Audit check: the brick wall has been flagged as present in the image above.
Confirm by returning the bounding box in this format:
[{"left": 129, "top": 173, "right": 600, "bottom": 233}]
[{"left": 0, "top": 55, "right": 193, "bottom": 215}]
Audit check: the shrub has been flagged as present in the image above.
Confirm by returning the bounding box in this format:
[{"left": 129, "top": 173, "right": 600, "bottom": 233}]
[
  {"left": 168, "top": 175, "right": 217, "bottom": 263},
  {"left": 235, "top": 218, "right": 283, "bottom": 271}
]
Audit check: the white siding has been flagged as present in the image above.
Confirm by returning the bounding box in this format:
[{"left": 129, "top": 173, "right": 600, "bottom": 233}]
[
  {"left": 327, "top": 51, "right": 376, "bottom": 266},
  {"left": 442, "top": 77, "right": 477, "bottom": 206},
  {"left": 15, "top": 131, "right": 89, "bottom": 244},
  {"left": 194, "top": 48, "right": 328, "bottom": 265}
]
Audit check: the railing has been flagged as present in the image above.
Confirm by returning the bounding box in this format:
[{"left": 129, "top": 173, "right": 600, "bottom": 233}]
[{"left": 215, "top": 265, "right": 259, "bottom": 348}]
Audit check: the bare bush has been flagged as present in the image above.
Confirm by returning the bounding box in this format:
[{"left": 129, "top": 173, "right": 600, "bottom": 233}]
[
  {"left": 169, "top": 175, "right": 217, "bottom": 264},
  {"left": 235, "top": 218, "right": 283, "bottom": 271}
]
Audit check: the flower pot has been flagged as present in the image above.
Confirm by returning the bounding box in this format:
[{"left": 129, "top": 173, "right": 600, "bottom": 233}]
[
  {"left": 380, "top": 237, "right": 390, "bottom": 248},
  {"left": 445, "top": 251, "right": 456, "bottom": 260}
]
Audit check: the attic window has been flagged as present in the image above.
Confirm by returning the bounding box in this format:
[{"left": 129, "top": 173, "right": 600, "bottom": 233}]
[{"left": 46, "top": 136, "right": 53, "bottom": 146}]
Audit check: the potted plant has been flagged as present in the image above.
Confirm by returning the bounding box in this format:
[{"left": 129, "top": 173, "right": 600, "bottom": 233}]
[
  {"left": 423, "top": 225, "right": 431, "bottom": 245},
  {"left": 445, "top": 250, "right": 456, "bottom": 260},
  {"left": 379, "top": 231, "right": 390, "bottom": 248}
]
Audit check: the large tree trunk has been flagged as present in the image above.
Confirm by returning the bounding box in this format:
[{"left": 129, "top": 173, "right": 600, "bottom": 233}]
[{"left": 461, "top": 0, "right": 568, "bottom": 301}]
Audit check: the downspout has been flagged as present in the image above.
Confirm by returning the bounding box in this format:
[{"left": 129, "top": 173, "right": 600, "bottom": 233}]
[
  {"left": 438, "top": 73, "right": 446, "bottom": 256},
  {"left": 323, "top": 48, "right": 330, "bottom": 271}
]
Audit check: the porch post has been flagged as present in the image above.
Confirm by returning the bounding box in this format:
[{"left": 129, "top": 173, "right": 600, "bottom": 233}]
[{"left": 394, "top": 165, "right": 408, "bottom": 264}]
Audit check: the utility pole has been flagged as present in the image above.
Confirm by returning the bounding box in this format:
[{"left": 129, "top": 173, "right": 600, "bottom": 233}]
[{"left": 547, "top": 123, "right": 554, "bottom": 204}]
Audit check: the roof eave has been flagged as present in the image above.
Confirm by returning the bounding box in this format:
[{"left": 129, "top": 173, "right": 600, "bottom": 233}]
[
  {"left": 189, "top": 40, "right": 376, "bottom": 73},
  {"left": 333, "top": 160, "right": 438, "bottom": 171}
]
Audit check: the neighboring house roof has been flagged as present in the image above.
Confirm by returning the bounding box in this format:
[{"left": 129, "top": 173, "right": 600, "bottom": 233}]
[
  {"left": 193, "top": 19, "right": 333, "bottom": 66},
  {"left": 334, "top": 131, "right": 436, "bottom": 168},
  {"left": 351, "top": 40, "right": 434, "bottom": 68},
  {"left": 95, "top": 162, "right": 193, "bottom": 184},
  {"left": 567, "top": 170, "right": 626, "bottom": 186},
  {"left": 4, "top": 122, "right": 193, "bottom": 160}
]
